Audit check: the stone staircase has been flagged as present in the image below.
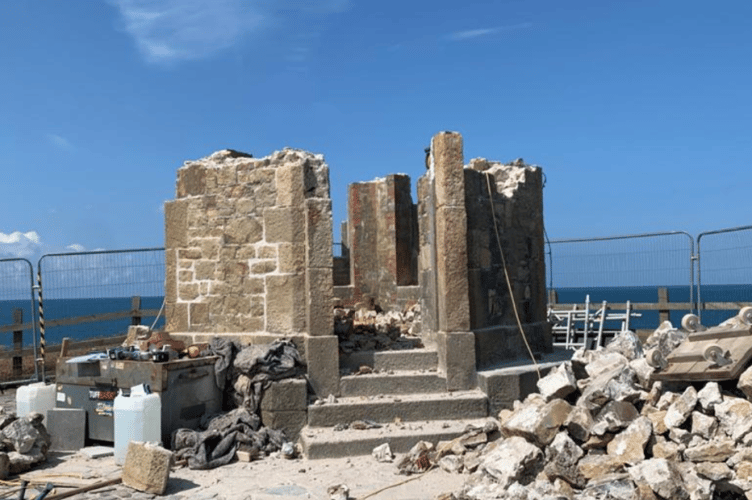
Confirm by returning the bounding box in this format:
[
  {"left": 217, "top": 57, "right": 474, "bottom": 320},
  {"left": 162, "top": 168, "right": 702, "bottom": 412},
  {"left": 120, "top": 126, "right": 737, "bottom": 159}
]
[{"left": 299, "top": 348, "right": 490, "bottom": 458}]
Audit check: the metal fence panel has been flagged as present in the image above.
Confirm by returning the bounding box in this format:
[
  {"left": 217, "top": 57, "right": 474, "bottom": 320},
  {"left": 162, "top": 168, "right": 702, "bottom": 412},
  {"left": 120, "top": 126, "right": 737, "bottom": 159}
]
[
  {"left": 697, "top": 225, "right": 752, "bottom": 323},
  {"left": 547, "top": 232, "right": 695, "bottom": 330},
  {"left": 37, "top": 248, "right": 165, "bottom": 347},
  {"left": 0, "top": 258, "right": 38, "bottom": 385}
]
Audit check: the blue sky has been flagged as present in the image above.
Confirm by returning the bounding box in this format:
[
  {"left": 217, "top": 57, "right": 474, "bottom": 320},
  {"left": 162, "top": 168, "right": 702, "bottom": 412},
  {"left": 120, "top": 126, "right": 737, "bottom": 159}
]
[{"left": 2, "top": 0, "right": 751, "bottom": 263}]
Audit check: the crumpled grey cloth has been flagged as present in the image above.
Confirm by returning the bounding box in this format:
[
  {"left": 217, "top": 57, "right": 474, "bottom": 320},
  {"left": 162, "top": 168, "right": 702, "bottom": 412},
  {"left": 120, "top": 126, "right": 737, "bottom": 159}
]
[
  {"left": 172, "top": 407, "right": 286, "bottom": 470},
  {"left": 231, "top": 339, "right": 306, "bottom": 412}
]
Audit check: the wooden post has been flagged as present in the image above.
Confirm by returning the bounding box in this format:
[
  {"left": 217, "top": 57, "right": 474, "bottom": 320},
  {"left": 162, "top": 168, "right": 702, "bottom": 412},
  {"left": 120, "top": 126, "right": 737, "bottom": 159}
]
[
  {"left": 548, "top": 289, "right": 558, "bottom": 305},
  {"left": 12, "top": 308, "right": 23, "bottom": 378},
  {"left": 658, "top": 287, "right": 670, "bottom": 324},
  {"left": 131, "top": 296, "right": 142, "bottom": 326}
]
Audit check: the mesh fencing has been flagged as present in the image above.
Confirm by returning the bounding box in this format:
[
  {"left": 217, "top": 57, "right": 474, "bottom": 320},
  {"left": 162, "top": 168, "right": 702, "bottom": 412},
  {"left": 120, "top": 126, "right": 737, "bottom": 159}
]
[
  {"left": 37, "top": 248, "right": 165, "bottom": 346},
  {"left": 697, "top": 225, "right": 752, "bottom": 324},
  {"left": 0, "top": 258, "right": 38, "bottom": 383}
]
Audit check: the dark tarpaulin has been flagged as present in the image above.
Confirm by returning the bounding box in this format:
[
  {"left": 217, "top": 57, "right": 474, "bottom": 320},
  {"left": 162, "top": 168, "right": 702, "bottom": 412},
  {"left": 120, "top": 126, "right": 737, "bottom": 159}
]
[{"left": 173, "top": 340, "right": 305, "bottom": 470}]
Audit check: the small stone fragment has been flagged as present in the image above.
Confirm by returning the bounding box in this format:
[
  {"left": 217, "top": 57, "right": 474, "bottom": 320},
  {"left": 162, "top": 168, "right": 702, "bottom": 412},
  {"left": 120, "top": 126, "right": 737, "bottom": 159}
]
[
  {"left": 372, "top": 443, "right": 394, "bottom": 463},
  {"left": 697, "top": 382, "right": 723, "bottom": 412},
  {"left": 628, "top": 458, "right": 688, "bottom": 500},
  {"left": 664, "top": 386, "right": 698, "bottom": 429},
  {"left": 607, "top": 416, "right": 652, "bottom": 465},
  {"left": 536, "top": 362, "right": 577, "bottom": 401},
  {"left": 327, "top": 484, "right": 349, "bottom": 500},
  {"left": 684, "top": 439, "right": 736, "bottom": 462},
  {"left": 122, "top": 441, "right": 173, "bottom": 495}
]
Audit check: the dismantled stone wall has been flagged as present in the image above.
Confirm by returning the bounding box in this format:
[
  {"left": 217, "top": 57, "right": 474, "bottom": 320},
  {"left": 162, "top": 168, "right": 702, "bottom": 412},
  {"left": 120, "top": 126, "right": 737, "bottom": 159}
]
[
  {"left": 334, "top": 174, "right": 419, "bottom": 310},
  {"left": 164, "top": 148, "right": 338, "bottom": 396},
  {"left": 464, "top": 158, "right": 549, "bottom": 368}
]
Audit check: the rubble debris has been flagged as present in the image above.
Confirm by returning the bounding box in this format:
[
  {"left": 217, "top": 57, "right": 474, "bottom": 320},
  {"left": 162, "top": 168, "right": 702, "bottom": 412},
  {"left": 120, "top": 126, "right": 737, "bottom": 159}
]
[
  {"left": 398, "top": 313, "right": 752, "bottom": 500},
  {"left": 334, "top": 304, "right": 423, "bottom": 354},
  {"left": 372, "top": 443, "right": 394, "bottom": 463},
  {"left": 327, "top": 483, "right": 350, "bottom": 500},
  {"left": 0, "top": 411, "right": 50, "bottom": 476}
]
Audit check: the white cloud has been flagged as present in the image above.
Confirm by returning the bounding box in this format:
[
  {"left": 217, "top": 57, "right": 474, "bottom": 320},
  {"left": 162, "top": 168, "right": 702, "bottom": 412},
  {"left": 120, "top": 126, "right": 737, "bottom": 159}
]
[
  {"left": 447, "top": 23, "right": 533, "bottom": 41},
  {"left": 47, "top": 133, "right": 75, "bottom": 151},
  {"left": 109, "top": 0, "right": 263, "bottom": 64},
  {"left": 0, "top": 231, "right": 42, "bottom": 259},
  {"left": 66, "top": 243, "right": 86, "bottom": 252}
]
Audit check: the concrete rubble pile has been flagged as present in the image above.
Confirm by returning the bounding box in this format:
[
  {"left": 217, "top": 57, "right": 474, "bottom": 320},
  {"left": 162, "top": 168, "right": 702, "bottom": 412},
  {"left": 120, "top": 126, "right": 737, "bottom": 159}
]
[
  {"left": 334, "top": 303, "right": 422, "bottom": 355},
  {"left": 0, "top": 411, "right": 51, "bottom": 479},
  {"left": 403, "top": 319, "right": 752, "bottom": 500}
]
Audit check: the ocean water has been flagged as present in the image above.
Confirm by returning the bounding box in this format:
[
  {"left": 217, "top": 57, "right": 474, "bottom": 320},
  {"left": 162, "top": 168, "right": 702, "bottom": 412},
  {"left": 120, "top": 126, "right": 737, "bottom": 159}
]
[
  {"left": 0, "top": 296, "right": 164, "bottom": 350},
  {"left": 1, "top": 285, "right": 750, "bottom": 350}
]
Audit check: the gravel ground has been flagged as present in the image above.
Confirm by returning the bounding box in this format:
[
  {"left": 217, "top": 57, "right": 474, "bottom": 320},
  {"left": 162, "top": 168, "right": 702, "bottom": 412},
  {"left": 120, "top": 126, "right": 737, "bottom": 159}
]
[{"left": 0, "top": 388, "right": 465, "bottom": 500}]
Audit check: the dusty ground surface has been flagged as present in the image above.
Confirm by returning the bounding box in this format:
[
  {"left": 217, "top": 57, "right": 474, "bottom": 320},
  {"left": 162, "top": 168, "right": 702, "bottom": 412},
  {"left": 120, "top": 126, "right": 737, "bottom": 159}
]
[{"left": 0, "top": 388, "right": 466, "bottom": 500}]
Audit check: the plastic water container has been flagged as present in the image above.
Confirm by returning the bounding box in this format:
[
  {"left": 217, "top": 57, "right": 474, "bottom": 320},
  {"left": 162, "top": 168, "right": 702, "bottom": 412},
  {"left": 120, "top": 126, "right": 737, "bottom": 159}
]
[
  {"left": 114, "top": 384, "right": 162, "bottom": 465},
  {"left": 16, "top": 382, "right": 56, "bottom": 422}
]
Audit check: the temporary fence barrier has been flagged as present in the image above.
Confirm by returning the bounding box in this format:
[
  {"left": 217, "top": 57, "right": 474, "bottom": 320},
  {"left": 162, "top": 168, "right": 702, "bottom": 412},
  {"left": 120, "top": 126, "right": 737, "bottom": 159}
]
[
  {"left": 0, "top": 258, "right": 39, "bottom": 386},
  {"left": 36, "top": 248, "right": 165, "bottom": 374},
  {"left": 696, "top": 225, "right": 752, "bottom": 323}
]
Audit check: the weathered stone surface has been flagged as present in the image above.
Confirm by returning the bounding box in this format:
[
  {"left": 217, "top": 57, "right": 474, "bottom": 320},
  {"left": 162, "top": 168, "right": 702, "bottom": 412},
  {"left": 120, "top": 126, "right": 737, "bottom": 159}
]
[
  {"left": 684, "top": 439, "right": 736, "bottom": 462},
  {"left": 578, "top": 474, "right": 643, "bottom": 500},
  {"left": 577, "top": 453, "right": 624, "bottom": 481},
  {"left": 656, "top": 391, "right": 680, "bottom": 411},
  {"left": 585, "top": 351, "right": 629, "bottom": 379},
  {"left": 7, "top": 450, "right": 44, "bottom": 474},
  {"left": 536, "top": 361, "right": 576, "bottom": 401},
  {"left": 651, "top": 439, "right": 683, "bottom": 460},
  {"left": 438, "top": 454, "right": 463, "bottom": 473},
  {"left": 544, "top": 431, "right": 584, "bottom": 487},
  {"left": 122, "top": 441, "right": 173, "bottom": 495},
  {"left": 629, "top": 357, "right": 655, "bottom": 390},
  {"left": 628, "top": 458, "right": 688, "bottom": 500},
  {"left": 677, "top": 463, "right": 714, "bottom": 500},
  {"left": 695, "top": 461, "right": 733, "bottom": 481},
  {"left": 691, "top": 411, "right": 718, "bottom": 440},
  {"left": 565, "top": 406, "right": 593, "bottom": 443},
  {"left": 643, "top": 321, "right": 687, "bottom": 357},
  {"left": 607, "top": 416, "right": 652, "bottom": 465},
  {"left": 605, "top": 330, "right": 644, "bottom": 361},
  {"left": 480, "top": 436, "right": 543, "bottom": 488},
  {"left": 664, "top": 386, "right": 698, "bottom": 429},
  {"left": 502, "top": 398, "right": 571, "bottom": 447},
  {"left": 716, "top": 397, "right": 752, "bottom": 442},
  {"left": 728, "top": 448, "right": 752, "bottom": 468},
  {"left": 372, "top": 443, "right": 394, "bottom": 463},
  {"left": 0, "top": 452, "right": 8, "bottom": 480},
  {"left": 645, "top": 409, "right": 668, "bottom": 435},
  {"left": 697, "top": 382, "right": 723, "bottom": 412},
  {"left": 1, "top": 418, "right": 37, "bottom": 453},
  {"left": 592, "top": 401, "right": 639, "bottom": 436},
  {"left": 582, "top": 432, "right": 614, "bottom": 450},
  {"left": 740, "top": 365, "right": 752, "bottom": 401}
]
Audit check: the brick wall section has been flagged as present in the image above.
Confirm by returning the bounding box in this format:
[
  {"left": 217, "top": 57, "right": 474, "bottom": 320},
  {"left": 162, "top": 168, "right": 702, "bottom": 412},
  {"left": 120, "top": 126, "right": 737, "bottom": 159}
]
[
  {"left": 164, "top": 149, "right": 333, "bottom": 337},
  {"left": 344, "top": 174, "right": 418, "bottom": 310}
]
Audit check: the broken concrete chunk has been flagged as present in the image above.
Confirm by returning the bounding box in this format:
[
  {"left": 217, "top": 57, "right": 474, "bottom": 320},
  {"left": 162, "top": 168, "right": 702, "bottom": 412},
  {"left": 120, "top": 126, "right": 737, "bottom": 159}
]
[
  {"left": 372, "top": 443, "right": 394, "bottom": 463},
  {"left": 536, "top": 362, "right": 577, "bottom": 401},
  {"left": 585, "top": 351, "right": 629, "bottom": 379},
  {"left": 651, "top": 439, "right": 683, "bottom": 460},
  {"left": 655, "top": 391, "right": 680, "bottom": 411},
  {"left": 644, "top": 409, "right": 668, "bottom": 435},
  {"left": 605, "top": 330, "right": 644, "bottom": 361},
  {"left": 629, "top": 357, "right": 655, "bottom": 391},
  {"left": 715, "top": 397, "right": 752, "bottom": 442},
  {"left": 1, "top": 417, "right": 40, "bottom": 454},
  {"left": 576, "top": 453, "right": 624, "bottom": 481},
  {"left": 684, "top": 439, "right": 736, "bottom": 462},
  {"left": 607, "top": 416, "right": 652, "bottom": 465},
  {"left": 628, "top": 458, "right": 688, "bottom": 500},
  {"left": 543, "top": 431, "right": 585, "bottom": 487},
  {"left": 677, "top": 463, "right": 715, "bottom": 500},
  {"left": 502, "top": 399, "right": 571, "bottom": 447},
  {"left": 592, "top": 401, "right": 639, "bottom": 436},
  {"left": 565, "top": 406, "right": 593, "bottom": 443},
  {"left": 438, "top": 454, "right": 463, "bottom": 473},
  {"left": 664, "top": 386, "right": 698, "bottom": 429},
  {"left": 691, "top": 411, "right": 718, "bottom": 440},
  {"left": 697, "top": 382, "right": 723, "bottom": 411},
  {"left": 327, "top": 484, "right": 350, "bottom": 500},
  {"left": 695, "top": 461, "right": 733, "bottom": 481},
  {"left": 122, "top": 441, "right": 173, "bottom": 495},
  {"left": 481, "top": 436, "right": 543, "bottom": 489}
]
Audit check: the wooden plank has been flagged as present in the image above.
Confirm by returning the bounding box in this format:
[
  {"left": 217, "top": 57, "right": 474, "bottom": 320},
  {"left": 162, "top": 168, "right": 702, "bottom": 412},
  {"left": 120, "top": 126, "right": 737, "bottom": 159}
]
[
  {"left": 552, "top": 301, "right": 752, "bottom": 311},
  {"left": 0, "top": 309, "right": 160, "bottom": 333}
]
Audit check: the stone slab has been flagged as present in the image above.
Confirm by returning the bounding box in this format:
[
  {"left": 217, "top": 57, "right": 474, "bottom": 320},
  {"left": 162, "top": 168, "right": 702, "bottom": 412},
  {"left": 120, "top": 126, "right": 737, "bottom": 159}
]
[
  {"left": 122, "top": 441, "right": 173, "bottom": 495},
  {"left": 260, "top": 410, "right": 307, "bottom": 441},
  {"left": 78, "top": 446, "right": 114, "bottom": 459},
  {"left": 47, "top": 408, "right": 86, "bottom": 452},
  {"left": 339, "top": 371, "right": 447, "bottom": 397},
  {"left": 307, "top": 390, "right": 488, "bottom": 427},
  {"left": 260, "top": 379, "right": 308, "bottom": 412},
  {"left": 339, "top": 349, "right": 438, "bottom": 372},
  {"left": 299, "top": 418, "right": 490, "bottom": 459}
]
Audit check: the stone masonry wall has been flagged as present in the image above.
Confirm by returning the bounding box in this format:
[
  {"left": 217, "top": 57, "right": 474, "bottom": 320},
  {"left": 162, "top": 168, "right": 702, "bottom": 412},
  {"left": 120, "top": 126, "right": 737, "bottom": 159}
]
[
  {"left": 335, "top": 174, "right": 419, "bottom": 311},
  {"left": 164, "top": 149, "right": 333, "bottom": 338},
  {"left": 464, "top": 158, "right": 550, "bottom": 368}
]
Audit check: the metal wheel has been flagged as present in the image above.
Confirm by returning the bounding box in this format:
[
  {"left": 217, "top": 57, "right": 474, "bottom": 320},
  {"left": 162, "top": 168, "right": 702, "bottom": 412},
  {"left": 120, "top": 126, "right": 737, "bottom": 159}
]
[
  {"left": 739, "top": 306, "right": 752, "bottom": 326},
  {"left": 703, "top": 344, "right": 732, "bottom": 367},
  {"left": 646, "top": 348, "right": 667, "bottom": 370},
  {"left": 682, "top": 314, "right": 702, "bottom": 333}
]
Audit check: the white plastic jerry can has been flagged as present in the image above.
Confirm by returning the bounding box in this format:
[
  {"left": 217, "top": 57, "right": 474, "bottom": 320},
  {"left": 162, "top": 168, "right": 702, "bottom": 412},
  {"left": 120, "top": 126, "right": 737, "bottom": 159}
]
[{"left": 113, "top": 384, "right": 161, "bottom": 465}]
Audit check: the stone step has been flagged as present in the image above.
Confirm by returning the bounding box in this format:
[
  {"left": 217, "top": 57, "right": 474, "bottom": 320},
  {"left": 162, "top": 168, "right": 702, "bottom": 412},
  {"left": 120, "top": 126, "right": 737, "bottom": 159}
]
[
  {"left": 308, "top": 390, "right": 488, "bottom": 427},
  {"left": 299, "top": 418, "right": 492, "bottom": 459},
  {"left": 339, "top": 371, "right": 447, "bottom": 397},
  {"left": 340, "top": 349, "right": 438, "bottom": 372}
]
